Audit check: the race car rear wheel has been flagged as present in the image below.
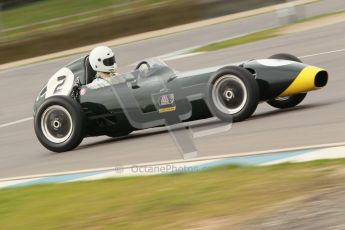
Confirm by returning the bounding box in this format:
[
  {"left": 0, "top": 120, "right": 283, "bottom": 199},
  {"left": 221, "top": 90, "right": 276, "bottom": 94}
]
[
  {"left": 208, "top": 66, "right": 259, "bottom": 122},
  {"left": 267, "top": 94, "right": 307, "bottom": 109},
  {"left": 267, "top": 53, "right": 307, "bottom": 109},
  {"left": 34, "top": 96, "right": 86, "bottom": 153},
  {"left": 269, "top": 53, "right": 301, "bottom": 63}
]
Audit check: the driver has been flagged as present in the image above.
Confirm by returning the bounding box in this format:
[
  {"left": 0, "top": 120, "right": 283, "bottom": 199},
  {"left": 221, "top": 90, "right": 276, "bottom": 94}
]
[{"left": 87, "top": 46, "right": 119, "bottom": 89}]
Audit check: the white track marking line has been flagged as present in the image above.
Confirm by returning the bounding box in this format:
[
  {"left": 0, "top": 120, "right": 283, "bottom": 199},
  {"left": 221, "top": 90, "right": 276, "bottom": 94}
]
[
  {"left": 2, "top": 141, "right": 345, "bottom": 182},
  {"left": 163, "top": 46, "right": 345, "bottom": 62},
  {"left": 262, "top": 146, "right": 345, "bottom": 166},
  {"left": 159, "top": 29, "right": 268, "bottom": 61},
  {"left": 162, "top": 52, "right": 204, "bottom": 61},
  {"left": 299, "top": 48, "right": 345, "bottom": 58},
  {"left": 0, "top": 178, "right": 36, "bottom": 189},
  {"left": 0, "top": 117, "right": 33, "bottom": 129}
]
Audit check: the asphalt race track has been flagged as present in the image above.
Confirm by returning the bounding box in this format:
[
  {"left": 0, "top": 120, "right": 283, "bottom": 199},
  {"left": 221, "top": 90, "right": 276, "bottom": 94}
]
[{"left": 1, "top": 2, "right": 345, "bottom": 178}]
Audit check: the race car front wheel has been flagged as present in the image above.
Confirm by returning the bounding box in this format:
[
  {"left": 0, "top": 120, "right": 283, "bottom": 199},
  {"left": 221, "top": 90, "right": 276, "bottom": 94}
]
[
  {"left": 34, "top": 96, "right": 86, "bottom": 153},
  {"left": 208, "top": 66, "right": 259, "bottom": 122},
  {"left": 267, "top": 53, "right": 307, "bottom": 109}
]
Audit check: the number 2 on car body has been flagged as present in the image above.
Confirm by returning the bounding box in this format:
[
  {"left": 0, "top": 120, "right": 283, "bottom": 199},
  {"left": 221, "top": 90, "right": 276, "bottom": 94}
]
[{"left": 45, "top": 67, "right": 75, "bottom": 98}]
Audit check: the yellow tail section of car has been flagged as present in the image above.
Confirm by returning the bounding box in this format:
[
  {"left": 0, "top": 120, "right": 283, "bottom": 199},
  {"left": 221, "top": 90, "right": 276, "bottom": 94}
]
[{"left": 279, "top": 66, "right": 325, "bottom": 97}]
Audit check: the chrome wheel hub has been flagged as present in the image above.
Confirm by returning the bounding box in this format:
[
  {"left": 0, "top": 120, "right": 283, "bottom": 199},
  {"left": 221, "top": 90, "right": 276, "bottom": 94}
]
[
  {"left": 41, "top": 105, "right": 73, "bottom": 144},
  {"left": 224, "top": 90, "right": 234, "bottom": 100},
  {"left": 212, "top": 75, "right": 248, "bottom": 114}
]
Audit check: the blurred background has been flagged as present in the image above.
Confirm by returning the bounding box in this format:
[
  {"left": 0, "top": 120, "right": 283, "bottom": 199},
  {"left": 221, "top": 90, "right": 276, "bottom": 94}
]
[
  {"left": 0, "top": 0, "right": 303, "bottom": 64},
  {"left": 1, "top": 1, "right": 345, "bottom": 229}
]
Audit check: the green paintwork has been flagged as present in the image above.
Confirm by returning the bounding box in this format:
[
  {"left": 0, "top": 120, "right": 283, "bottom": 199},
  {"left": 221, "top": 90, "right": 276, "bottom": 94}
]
[{"left": 33, "top": 56, "right": 326, "bottom": 137}]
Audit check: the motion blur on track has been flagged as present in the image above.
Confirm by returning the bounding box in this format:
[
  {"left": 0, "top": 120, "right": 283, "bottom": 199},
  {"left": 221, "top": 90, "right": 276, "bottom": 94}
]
[{"left": 1, "top": 0, "right": 345, "bottom": 229}]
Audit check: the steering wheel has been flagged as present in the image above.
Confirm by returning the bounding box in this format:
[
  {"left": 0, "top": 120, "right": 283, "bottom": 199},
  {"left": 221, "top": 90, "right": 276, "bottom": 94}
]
[{"left": 135, "top": 61, "right": 150, "bottom": 72}]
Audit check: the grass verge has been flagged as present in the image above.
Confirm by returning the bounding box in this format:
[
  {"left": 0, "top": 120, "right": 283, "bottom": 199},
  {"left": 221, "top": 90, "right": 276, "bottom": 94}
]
[
  {"left": 193, "top": 10, "right": 345, "bottom": 53},
  {"left": 194, "top": 28, "right": 280, "bottom": 53},
  {"left": 0, "top": 159, "right": 345, "bottom": 229}
]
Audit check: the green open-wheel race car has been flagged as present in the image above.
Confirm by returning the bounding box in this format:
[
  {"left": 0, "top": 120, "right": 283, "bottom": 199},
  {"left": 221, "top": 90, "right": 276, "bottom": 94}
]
[{"left": 33, "top": 53, "right": 328, "bottom": 152}]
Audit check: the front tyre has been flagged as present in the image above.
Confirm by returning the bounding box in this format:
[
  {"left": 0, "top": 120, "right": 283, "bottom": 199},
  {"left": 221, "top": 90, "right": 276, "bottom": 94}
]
[
  {"left": 208, "top": 66, "right": 259, "bottom": 122},
  {"left": 267, "top": 53, "right": 307, "bottom": 109},
  {"left": 34, "top": 96, "right": 86, "bottom": 153}
]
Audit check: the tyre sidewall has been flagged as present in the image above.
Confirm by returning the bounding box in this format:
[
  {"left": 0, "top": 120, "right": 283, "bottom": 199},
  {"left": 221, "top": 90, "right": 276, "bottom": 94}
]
[
  {"left": 269, "top": 53, "right": 302, "bottom": 63},
  {"left": 34, "top": 96, "right": 85, "bottom": 152},
  {"left": 267, "top": 93, "right": 307, "bottom": 109},
  {"left": 207, "top": 66, "right": 259, "bottom": 122}
]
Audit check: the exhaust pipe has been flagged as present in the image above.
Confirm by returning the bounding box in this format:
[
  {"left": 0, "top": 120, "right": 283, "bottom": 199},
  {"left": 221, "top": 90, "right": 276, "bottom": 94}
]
[
  {"left": 314, "top": 70, "right": 328, "bottom": 88},
  {"left": 279, "top": 66, "right": 328, "bottom": 97}
]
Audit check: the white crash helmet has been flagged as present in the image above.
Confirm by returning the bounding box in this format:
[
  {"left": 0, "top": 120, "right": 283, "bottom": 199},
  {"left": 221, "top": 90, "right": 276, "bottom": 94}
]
[{"left": 89, "top": 46, "right": 117, "bottom": 73}]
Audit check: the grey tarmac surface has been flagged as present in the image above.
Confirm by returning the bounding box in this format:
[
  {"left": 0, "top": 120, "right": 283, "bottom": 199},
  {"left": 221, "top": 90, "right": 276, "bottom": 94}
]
[{"left": 1, "top": 1, "right": 345, "bottom": 178}]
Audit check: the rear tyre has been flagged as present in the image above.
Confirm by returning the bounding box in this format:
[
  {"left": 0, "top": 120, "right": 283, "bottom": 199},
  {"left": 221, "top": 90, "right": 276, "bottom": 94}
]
[
  {"left": 269, "top": 53, "right": 301, "bottom": 63},
  {"left": 267, "top": 53, "right": 307, "bottom": 109},
  {"left": 267, "top": 94, "right": 307, "bottom": 109},
  {"left": 208, "top": 66, "right": 259, "bottom": 122},
  {"left": 34, "top": 96, "right": 86, "bottom": 153}
]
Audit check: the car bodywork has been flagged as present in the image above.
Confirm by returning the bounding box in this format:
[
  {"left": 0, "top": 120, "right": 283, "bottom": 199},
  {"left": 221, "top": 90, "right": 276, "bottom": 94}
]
[{"left": 34, "top": 56, "right": 328, "bottom": 138}]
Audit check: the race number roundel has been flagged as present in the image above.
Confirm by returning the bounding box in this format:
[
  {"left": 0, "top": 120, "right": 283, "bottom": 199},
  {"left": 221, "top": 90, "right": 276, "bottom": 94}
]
[{"left": 45, "top": 67, "right": 75, "bottom": 98}]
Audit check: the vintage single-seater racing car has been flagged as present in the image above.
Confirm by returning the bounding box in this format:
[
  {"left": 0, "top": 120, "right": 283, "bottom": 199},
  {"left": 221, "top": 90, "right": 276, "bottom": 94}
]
[{"left": 33, "top": 53, "right": 328, "bottom": 152}]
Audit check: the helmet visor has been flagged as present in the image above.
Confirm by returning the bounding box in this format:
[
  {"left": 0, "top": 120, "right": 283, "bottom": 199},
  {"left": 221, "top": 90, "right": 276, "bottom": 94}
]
[{"left": 103, "top": 56, "right": 116, "bottom": 66}]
